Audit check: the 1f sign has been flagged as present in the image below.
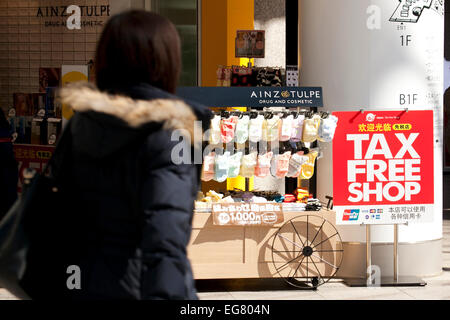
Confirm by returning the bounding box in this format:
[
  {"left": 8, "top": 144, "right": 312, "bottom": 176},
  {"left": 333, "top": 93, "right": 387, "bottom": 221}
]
[{"left": 67, "top": 5, "right": 81, "bottom": 30}]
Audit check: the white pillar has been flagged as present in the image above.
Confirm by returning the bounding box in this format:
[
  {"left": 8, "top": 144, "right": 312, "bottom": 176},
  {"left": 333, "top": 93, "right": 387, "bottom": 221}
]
[
  {"left": 300, "top": 0, "right": 444, "bottom": 276},
  {"left": 253, "top": 0, "right": 287, "bottom": 193}
]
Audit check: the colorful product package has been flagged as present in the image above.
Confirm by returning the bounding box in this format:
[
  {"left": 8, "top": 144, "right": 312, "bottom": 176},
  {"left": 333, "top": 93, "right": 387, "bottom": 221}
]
[
  {"left": 318, "top": 115, "right": 338, "bottom": 142},
  {"left": 227, "top": 151, "right": 243, "bottom": 178},
  {"left": 255, "top": 151, "right": 273, "bottom": 178},
  {"left": 220, "top": 116, "right": 238, "bottom": 144},
  {"left": 279, "top": 115, "right": 294, "bottom": 141},
  {"left": 201, "top": 152, "right": 216, "bottom": 181},
  {"left": 240, "top": 152, "right": 258, "bottom": 178},
  {"left": 302, "top": 115, "right": 321, "bottom": 143}
]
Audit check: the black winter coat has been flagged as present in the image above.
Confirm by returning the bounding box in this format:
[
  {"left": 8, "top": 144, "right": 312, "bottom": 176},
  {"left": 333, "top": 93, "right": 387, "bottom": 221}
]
[{"left": 28, "top": 83, "right": 211, "bottom": 300}]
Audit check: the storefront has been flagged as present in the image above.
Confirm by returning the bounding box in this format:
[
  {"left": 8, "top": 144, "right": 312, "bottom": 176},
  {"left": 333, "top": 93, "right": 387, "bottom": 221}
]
[{"left": 0, "top": 0, "right": 445, "bottom": 287}]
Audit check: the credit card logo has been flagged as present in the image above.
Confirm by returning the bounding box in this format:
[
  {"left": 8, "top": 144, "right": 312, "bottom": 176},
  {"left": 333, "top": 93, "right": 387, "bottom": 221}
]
[{"left": 343, "top": 209, "right": 360, "bottom": 221}]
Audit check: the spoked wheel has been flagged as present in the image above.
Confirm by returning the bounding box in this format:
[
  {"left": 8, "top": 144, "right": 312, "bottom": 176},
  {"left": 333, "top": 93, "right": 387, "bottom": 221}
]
[{"left": 271, "top": 214, "right": 343, "bottom": 289}]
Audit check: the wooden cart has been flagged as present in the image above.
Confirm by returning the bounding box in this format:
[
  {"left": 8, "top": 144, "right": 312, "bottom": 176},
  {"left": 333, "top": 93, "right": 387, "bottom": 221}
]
[{"left": 187, "top": 209, "right": 343, "bottom": 288}]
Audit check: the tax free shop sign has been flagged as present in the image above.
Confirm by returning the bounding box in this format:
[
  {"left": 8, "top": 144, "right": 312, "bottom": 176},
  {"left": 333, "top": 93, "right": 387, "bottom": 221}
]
[{"left": 332, "top": 110, "right": 434, "bottom": 225}]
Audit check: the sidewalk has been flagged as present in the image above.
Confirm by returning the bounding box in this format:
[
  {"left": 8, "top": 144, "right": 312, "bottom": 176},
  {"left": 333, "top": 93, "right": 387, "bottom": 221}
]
[
  {"left": 197, "top": 272, "right": 450, "bottom": 300},
  {"left": 197, "top": 219, "right": 450, "bottom": 300},
  {"left": 1, "top": 220, "right": 449, "bottom": 300}
]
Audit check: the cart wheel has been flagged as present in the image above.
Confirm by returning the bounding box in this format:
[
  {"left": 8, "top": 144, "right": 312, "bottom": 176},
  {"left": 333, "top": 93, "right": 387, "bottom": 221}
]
[{"left": 271, "top": 214, "right": 343, "bottom": 289}]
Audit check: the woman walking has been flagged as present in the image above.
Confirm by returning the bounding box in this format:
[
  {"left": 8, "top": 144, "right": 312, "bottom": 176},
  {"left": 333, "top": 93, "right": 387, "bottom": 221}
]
[{"left": 23, "top": 10, "right": 211, "bottom": 300}]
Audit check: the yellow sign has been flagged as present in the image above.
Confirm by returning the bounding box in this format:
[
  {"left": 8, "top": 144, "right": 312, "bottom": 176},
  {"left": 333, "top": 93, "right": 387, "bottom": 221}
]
[
  {"left": 61, "top": 66, "right": 89, "bottom": 124},
  {"left": 393, "top": 124, "right": 412, "bottom": 131}
]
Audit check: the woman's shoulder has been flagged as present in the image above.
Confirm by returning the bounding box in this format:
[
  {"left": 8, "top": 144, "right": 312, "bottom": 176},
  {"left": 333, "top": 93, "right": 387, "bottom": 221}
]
[{"left": 141, "top": 125, "right": 197, "bottom": 164}]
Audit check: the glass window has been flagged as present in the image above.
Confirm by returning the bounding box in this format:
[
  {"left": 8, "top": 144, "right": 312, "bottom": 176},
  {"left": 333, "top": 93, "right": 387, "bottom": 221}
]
[{"left": 152, "top": 0, "right": 198, "bottom": 86}]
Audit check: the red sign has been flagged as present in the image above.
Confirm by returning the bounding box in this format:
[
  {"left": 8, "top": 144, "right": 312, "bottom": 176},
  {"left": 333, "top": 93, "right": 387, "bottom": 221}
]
[
  {"left": 332, "top": 110, "right": 434, "bottom": 225},
  {"left": 13, "top": 144, "right": 55, "bottom": 192}
]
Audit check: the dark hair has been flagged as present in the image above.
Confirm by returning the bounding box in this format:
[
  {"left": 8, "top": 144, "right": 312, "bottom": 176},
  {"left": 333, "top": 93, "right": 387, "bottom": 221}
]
[{"left": 95, "top": 10, "right": 181, "bottom": 94}]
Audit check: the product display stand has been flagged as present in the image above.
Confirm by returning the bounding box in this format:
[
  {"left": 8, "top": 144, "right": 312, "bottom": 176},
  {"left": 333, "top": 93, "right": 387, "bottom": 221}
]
[{"left": 344, "top": 224, "right": 426, "bottom": 287}]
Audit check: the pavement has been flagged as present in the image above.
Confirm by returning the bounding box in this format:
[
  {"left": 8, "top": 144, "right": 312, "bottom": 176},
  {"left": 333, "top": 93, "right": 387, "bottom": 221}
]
[
  {"left": 196, "top": 218, "right": 450, "bottom": 300},
  {"left": 1, "top": 219, "right": 449, "bottom": 300}
]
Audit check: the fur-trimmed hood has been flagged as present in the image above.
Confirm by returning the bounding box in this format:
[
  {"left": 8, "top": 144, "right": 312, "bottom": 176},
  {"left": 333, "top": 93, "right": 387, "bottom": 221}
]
[
  {"left": 59, "top": 82, "right": 211, "bottom": 159},
  {"left": 60, "top": 82, "right": 198, "bottom": 136}
]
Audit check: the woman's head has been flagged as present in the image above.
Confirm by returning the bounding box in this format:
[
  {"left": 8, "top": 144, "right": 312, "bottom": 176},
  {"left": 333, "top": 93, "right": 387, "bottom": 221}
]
[{"left": 95, "top": 10, "right": 181, "bottom": 94}]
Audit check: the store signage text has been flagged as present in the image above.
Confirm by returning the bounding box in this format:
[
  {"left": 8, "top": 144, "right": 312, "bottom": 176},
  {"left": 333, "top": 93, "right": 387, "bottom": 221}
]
[
  {"left": 333, "top": 110, "right": 434, "bottom": 225},
  {"left": 36, "top": 5, "right": 110, "bottom": 29},
  {"left": 36, "top": 5, "right": 110, "bottom": 18},
  {"left": 250, "top": 89, "right": 321, "bottom": 106},
  {"left": 212, "top": 203, "right": 284, "bottom": 227},
  {"left": 176, "top": 87, "right": 323, "bottom": 108}
]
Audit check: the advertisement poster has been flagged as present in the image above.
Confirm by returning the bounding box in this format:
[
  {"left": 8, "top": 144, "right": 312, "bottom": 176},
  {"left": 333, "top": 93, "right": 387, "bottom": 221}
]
[
  {"left": 333, "top": 110, "right": 434, "bottom": 225},
  {"left": 13, "top": 144, "right": 55, "bottom": 192},
  {"left": 235, "top": 30, "right": 265, "bottom": 58}
]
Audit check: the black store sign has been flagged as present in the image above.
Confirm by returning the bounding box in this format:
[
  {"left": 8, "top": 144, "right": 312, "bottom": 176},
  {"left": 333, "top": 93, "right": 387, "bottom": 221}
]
[{"left": 176, "top": 87, "right": 323, "bottom": 108}]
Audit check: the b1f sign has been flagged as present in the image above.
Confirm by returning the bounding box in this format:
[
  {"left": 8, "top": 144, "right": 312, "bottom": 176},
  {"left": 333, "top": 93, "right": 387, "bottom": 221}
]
[{"left": 333, "top": 110, "right": 434, "bottom": 225}]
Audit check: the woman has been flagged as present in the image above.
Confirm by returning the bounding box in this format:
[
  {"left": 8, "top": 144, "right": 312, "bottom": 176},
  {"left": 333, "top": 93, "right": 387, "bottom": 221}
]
[
  {"left": 0, "top": 109, "right": 18, "bottom": 221},
  {"left": 25, "top": 10, "right": 211, "bottom": 300}
]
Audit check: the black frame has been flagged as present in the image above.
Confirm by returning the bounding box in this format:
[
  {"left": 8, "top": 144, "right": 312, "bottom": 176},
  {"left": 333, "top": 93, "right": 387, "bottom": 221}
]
[{"left": 284, "top": 0, "right": 318, "bottom": 197}]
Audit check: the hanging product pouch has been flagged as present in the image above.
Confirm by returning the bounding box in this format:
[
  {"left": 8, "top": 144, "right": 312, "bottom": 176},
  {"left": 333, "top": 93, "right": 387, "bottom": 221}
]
[
  {"left": 214, "top": 152, "right": 230, "bottom": 182},
  {"left": 227, "top": 152, "right": 243, "bottom": 178},
  {"left": 209, "top": 115, "right": 222, "bottom": 145},
  {"left": 271, "top": 151, "right": 291, "bottom": 178},
  {"left": 300, "top": 151, "right": 318, "bottom": 180},
  {"left": 287, "top": 152, "right": 308, "bottom": 178},
  {"left": 235, "top": 115, "right": 250, "bottom": 145},
  {"left": 249, "top": 115, "right": 264, "bottom": 143},
  {"left": 255, "top": 152, "right": 273, "bottom": 178},
  {"left": 263, "top": 116, "right": 280, "bottom": 142},
  {"left": 221, "top": 116, "right": 238, "bottom": 144},
  {"left": 201, "top": 152, "right": 216, "bottom": 182},
  {"left": 279, "top": 115, "right": 294, "bottom": 142},
  {"left": 318, "top": 115, "right": 338, "bottom": 142},
  {"left": 240, "top": 152, "right": 258, "bottom": 178},
  {"left": 275, "top": 151, "right": 292, "bottom": 179},
  {"left": 261, "top": 118, "right": 268, "bottom": 142},
  {"left": 291, "top": 115, "right": 305, "bottom": 142},
  {"left": 302, "top": 115, "right": 321, "bottom": 143}
]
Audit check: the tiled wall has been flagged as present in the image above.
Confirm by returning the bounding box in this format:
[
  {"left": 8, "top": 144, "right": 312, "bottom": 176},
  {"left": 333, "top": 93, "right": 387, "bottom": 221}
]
[{"left": 0, "top": 0, "right": 110, "bottom": 112}]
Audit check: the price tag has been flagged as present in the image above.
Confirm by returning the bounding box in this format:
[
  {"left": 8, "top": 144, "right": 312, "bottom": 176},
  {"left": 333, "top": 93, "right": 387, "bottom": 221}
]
[{"left": 212, "top": 203, "right": 284, "bottom": 227}]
